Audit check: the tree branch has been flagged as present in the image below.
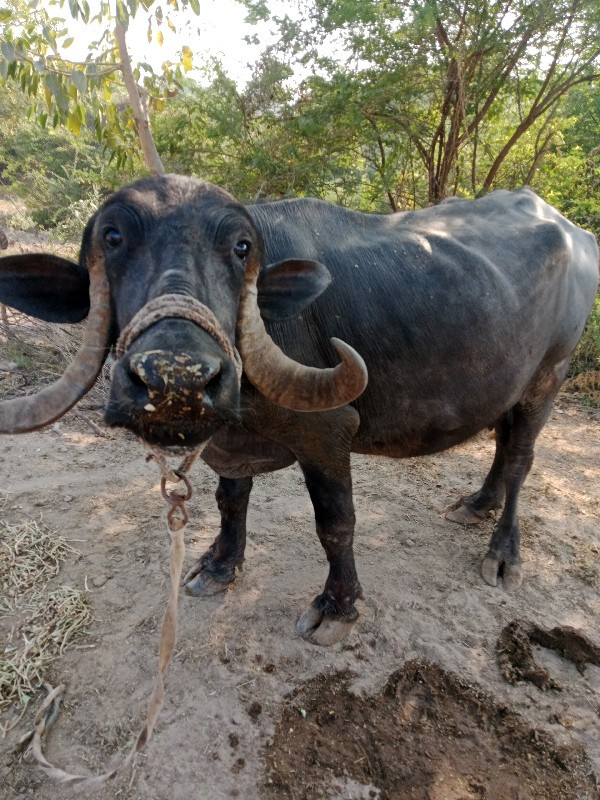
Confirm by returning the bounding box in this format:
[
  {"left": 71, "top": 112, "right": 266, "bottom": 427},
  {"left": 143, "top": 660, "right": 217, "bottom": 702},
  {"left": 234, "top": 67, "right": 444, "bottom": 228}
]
[{"left": 114, "top": 23, "right": 164, "bottom": 175}]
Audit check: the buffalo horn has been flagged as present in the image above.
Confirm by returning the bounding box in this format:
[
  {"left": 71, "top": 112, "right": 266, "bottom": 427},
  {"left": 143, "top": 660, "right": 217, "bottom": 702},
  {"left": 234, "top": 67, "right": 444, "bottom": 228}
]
[
  {"left": 237, "top": 254, "right": 368, "bottom": 411},
  {"left": 0, "top": 244, "right": 111, "bottom": 433}
]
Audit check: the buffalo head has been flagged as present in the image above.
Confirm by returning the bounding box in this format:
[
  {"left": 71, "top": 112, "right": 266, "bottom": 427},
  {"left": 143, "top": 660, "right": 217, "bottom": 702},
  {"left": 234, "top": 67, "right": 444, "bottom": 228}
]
[{"left": 0, "top": 175, "right": 367, "bottom": 445}]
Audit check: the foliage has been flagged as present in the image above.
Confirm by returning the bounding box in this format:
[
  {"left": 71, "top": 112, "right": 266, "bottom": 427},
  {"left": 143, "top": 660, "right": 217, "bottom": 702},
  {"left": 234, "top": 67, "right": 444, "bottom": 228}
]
[
  {"left": 0, "top": 0, "right": 200, "bottom": 171},
  {"left": 0, "top": 82, "right": 126, "bottom": 236},
  {"left": 239, "top": 0, "right": 600, "bottom": 205},
  {"left": 570, "top": 295, "right": 600, "bottom": 376}
]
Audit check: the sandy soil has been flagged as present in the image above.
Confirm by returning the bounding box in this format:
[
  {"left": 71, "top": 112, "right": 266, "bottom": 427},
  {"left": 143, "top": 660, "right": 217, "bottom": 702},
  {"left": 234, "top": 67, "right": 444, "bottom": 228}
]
[{"left": 0, "top": 395, "right": 599, "bottom": 799}]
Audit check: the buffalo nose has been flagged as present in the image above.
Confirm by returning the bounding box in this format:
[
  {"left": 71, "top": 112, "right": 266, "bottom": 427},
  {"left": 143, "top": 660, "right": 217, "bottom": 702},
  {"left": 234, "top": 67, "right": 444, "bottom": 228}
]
[{"left": 127, "top": 350, "right": 222, "bottom": 408}]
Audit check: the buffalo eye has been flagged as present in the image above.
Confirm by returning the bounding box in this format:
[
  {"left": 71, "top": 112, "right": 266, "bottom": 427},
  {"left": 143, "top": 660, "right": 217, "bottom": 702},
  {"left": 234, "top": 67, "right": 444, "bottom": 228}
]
[
  {"left": 104, "top": 227, "right": 123, "bottom": 248},
  {"left": 233, "top": 240, "right": 251, "bottom": 259}
]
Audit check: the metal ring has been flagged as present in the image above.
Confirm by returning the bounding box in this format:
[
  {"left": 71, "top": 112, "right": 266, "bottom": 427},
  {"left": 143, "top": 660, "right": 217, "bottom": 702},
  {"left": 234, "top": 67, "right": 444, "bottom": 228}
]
[
  {"left": 160, "top": 470, "right": 193, "bottom": 504},
  {"left": 172, "top": 470, "right": 193, "bottom": 500}
]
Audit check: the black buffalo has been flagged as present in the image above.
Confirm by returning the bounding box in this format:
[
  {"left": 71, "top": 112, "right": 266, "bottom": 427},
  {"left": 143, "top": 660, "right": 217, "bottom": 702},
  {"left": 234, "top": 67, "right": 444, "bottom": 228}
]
[{"left": 1, "top": 176, "right": 598, "bottom": 645}]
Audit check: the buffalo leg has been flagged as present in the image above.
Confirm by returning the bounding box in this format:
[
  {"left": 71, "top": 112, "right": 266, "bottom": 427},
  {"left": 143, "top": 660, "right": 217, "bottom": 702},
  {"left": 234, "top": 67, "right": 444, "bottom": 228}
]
[
  {"left": 296, "top": 463, "right": 362, "bottom": 646},
  {"left": 446, "top": 414, "right": 511, "bottom": 524},
  {"left": 480, "top": 363, "right": 568, "bottom": 590},
  {"left": 184, "top": 476, "right": 252, "bottom": 597}
]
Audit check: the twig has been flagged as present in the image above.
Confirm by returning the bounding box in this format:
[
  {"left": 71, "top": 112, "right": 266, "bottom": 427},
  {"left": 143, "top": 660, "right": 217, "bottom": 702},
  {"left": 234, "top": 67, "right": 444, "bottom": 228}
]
[{"left": 72, "top": 410, "right": 108, "bottom": 438}]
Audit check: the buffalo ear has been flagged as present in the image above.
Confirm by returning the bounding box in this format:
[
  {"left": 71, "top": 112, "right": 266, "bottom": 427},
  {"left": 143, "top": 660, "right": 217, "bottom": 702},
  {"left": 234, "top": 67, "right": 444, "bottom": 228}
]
[
  {"left": 0, "top": 253, "right": 90, "bottom": 323},
  {"left": 257, "top": 259, "right": 332, "bottom": 322}
]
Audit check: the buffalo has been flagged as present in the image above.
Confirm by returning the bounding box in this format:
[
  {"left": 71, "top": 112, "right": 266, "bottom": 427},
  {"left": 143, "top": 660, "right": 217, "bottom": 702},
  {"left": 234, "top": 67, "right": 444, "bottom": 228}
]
[{"left": 1, "top": 176, "right": 598, "bottom": 645}]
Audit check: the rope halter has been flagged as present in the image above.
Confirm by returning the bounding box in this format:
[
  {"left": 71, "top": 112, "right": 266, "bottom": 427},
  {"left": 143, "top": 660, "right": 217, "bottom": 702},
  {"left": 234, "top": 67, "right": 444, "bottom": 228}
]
[{"left": 114, "top": 293, "right": 243, "bottom": 381}]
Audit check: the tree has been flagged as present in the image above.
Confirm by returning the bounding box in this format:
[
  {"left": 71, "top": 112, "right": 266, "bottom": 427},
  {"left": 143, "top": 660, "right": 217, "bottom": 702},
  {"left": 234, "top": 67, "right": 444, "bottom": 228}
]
[
  {"left": 240, "top": 0, "right": 600, "bottom": 205},
  {"left": 0, "top": 0, "right": 200, "bottom": 173},
  {"left": 0, "top": 80, "right": 129, "bottom": 234}
]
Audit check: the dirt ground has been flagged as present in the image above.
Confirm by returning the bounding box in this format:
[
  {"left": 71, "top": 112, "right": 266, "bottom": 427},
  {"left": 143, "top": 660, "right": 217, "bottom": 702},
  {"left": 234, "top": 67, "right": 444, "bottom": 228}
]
[{"left": 0, "top": 394, "right": 599, "bottom": 800}]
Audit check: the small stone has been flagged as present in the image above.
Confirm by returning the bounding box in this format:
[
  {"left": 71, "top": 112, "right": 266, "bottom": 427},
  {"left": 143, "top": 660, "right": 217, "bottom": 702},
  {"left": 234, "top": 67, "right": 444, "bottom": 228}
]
[
  {"left": 248, "top": 701, "right": 262, "bottom": 720},
  {"left": 63, "top": 495, "right": 74, "bottom": 503},
  {"left": 92, "top": 574, "right": 109, "bottom": 588},
  {"left": 229, "top": 732, "right": 239, "bottom": 749},
  {"left": 404, "top": 538, "right": 415, "bottom": 547}
]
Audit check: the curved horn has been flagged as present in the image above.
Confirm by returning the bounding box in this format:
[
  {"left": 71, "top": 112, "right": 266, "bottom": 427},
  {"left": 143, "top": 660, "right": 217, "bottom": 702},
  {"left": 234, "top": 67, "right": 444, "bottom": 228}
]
[
  {"left": 237, "top": 254, "right": 368, "bottom": 411},
  {"left": 0, "top": 244, "right": 111, "bottom": 434}
]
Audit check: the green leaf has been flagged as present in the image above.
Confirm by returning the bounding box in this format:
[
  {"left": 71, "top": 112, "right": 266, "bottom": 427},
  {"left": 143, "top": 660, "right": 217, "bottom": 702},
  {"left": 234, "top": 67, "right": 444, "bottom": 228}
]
[
  {"left": 116, "top": 0, "right": 129, "bottom": 27},
  {"left": 80, "top": 0, "right": 90, "bottom": 23},
  {"left": 1, "top": 41, "right": 15, "bottom": 62},
  {"left": 188, "top": 0, "right": 200, "bottom": 14},
  {"left": 71, "top": 68, "right": 87, "bottom": 94},
  {"left": 63, "top": 37, "right": 74, "bottom": 48},
  {"left": 67, "top": 114, "right": 81, "bottom": 136},
  {"left": 45, "top": 73, "right": 69, "bottom": 112}
]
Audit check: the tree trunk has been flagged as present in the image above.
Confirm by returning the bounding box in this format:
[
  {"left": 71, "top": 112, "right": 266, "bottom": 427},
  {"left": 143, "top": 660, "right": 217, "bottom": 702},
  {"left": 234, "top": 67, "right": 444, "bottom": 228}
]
[{"left": 115, "top": 23, "right": 165, "bottom": 176}]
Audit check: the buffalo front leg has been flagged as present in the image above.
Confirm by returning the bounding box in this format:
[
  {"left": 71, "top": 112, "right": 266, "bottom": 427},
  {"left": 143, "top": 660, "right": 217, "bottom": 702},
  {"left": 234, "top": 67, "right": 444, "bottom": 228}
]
[
  {"left": 296, "top": 464, "right": 362, "bottom": 646},
  {"left": 184, "top": 476, "right": 252, "bottom": 597}
]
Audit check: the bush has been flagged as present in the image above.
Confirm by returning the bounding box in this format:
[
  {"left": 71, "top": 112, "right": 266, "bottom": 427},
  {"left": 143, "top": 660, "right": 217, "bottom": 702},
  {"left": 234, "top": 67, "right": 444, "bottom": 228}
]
[{"left": 570, "top": 293, "right": 600, "bottom": 376}]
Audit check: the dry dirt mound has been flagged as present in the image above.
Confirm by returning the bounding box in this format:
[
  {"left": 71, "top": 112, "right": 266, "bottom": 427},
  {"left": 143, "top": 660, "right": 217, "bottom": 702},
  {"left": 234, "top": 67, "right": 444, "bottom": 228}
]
[
  {"left": 263, "top": 660, "right": 597, "bottom": 800},
  {"left": 498, "top": 620, "right": 600, "bottom": 691}
]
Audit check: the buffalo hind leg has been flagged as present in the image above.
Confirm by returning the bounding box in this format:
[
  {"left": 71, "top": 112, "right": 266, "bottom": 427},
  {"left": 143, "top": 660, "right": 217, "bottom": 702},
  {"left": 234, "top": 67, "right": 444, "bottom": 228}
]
[
  {"left": 296, "top": 463, "right": 362, "bottom": 646},
  {"left": 446, "top": 414, "right": 511, "bottom": 524},
  {"left": 482, "top": 363, "right": 569, "bottom": 590},
  {"left": 479, "top": 401, "right": 548, "bottom": 590},
  {"left": 184, "top": 476, "right": 252, "bottom": 597},
  {"left": 480, "top": 364, "right": 567, "bottom": 589}
]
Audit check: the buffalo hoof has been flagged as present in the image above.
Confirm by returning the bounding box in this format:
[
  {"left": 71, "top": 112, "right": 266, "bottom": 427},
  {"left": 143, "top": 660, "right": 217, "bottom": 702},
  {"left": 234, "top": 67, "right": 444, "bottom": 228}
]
[
  {"left": 445, "top": 499, "right": 486, "bottom": 525},
  {"left": 182, "top": 561, "right": 235, "bottom": 597},
  {"left": 481, "top": 556, "right": 523, "bottom": 590},
  {"left": 296, "top": 601, "right": 356, "bottom": 646}
]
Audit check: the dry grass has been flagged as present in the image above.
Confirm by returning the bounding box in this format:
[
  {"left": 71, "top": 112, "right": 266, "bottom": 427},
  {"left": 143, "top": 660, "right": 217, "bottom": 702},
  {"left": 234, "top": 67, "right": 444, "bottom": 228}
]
[
  {"left": 0, "top": 510, "right": 72, "bottom": 598},
  {"left": 563, "top": 370, "right": 600, "bottom": 407},
  {"left": 0, "top": 501, "right": 92, "bottom": 728},
  {"left": 0, "top": 305, "right": 111, "bottom": 409}
]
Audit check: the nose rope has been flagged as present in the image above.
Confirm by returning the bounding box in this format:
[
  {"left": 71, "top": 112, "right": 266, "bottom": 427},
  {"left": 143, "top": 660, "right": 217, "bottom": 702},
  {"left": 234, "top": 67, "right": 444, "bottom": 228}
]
[{"left": 115, "top": 293, "right": 243, "bottom": 380}]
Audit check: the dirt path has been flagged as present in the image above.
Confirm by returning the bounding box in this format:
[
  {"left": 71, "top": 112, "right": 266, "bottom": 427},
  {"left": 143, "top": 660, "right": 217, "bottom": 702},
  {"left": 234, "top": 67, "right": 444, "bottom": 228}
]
[{"left": 1, "top": 396, "right": 599, "bottom": 799}]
